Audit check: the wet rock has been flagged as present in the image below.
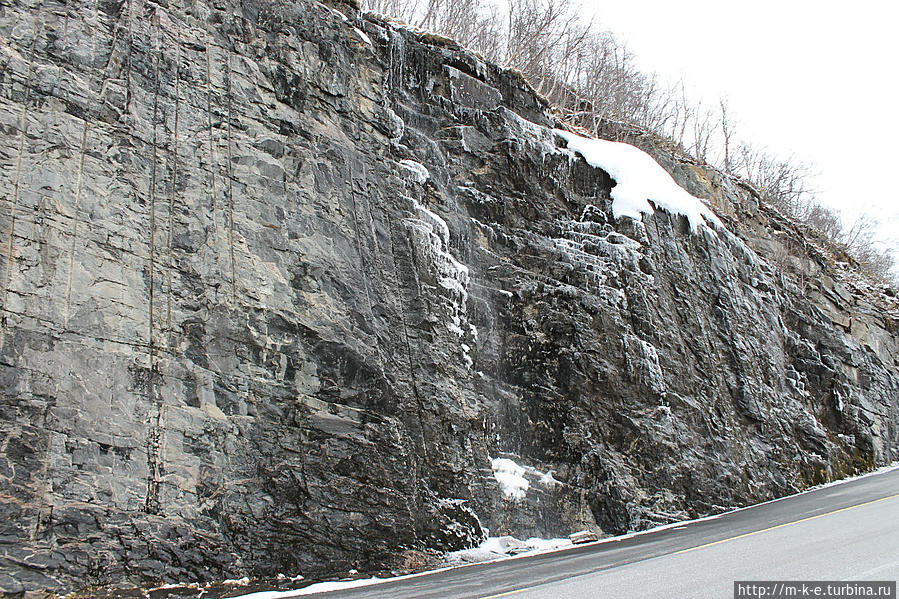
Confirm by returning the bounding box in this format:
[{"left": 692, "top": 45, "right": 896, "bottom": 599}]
[{"left": 0, "top": 0, "right": 896, "bottom": 593}]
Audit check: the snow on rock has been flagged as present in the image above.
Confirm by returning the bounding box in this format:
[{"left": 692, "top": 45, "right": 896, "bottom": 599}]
[
  {"left": 491, "top": 458, "right": 529, "bottom": 500},
  {"left": 403, "top": 199, "right": 475, "bottom": 367},
  {"left": 538, "top": 470, "right": 560, "bottom": 487},
  {"left": 499, "top": 110, "right": 723, "bottom": 234},
  {"left": 398, "top": 159, "right": 430, "bottom": 184},
  {"left": 446, "top": 535, "right": 573, "bottom": 564},
  {"left": 552, "top": 212, "right": 646, "bottom": 301},
  {"left": 352, "top": 26, "right": 373, "bottom": 46},
  {"left": 490, "top": 457, "right": 559, "bottom": 500},
  {"left": 323, "top": 5, "right": 348, "bottom": 21},
  {"left": 623, "top": 334, "right": 666, "bottom": 395},
  {"left": 500, "top": 107, "right": 561, "bottom": 160},
  {"left": 553, "top": 129, "right": 723, "bottom": 232}
]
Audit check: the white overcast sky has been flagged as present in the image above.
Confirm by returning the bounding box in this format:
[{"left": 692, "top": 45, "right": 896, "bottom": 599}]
[{"left": 583, "top": 0, "right": 899, "bottom": 259}]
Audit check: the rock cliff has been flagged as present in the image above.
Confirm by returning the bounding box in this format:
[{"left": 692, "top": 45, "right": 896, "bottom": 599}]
[{"left": 0, "top": 0, "right": 897, "bottom": 593}]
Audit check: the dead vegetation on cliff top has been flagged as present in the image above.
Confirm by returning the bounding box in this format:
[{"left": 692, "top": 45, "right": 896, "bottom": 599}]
[{"left": 358, "top": 0, "right": 897, "bottom": 288}]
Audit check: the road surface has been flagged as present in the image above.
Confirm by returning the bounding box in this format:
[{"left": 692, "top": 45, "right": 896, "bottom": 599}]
[{"left": 298, "top": 466, "right": 899, "bottom": 598}]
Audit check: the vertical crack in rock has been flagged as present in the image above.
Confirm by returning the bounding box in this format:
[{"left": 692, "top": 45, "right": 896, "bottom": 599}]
[
  {"left": 349, "top": 160, "right": 376, "bottom": 332},
  {"left": 166, "top": 29, "right": 181, "bottom": 329},
  {"left": 124, "top": 0, "right": 134, "bottom": 110},
  {"left": 204, "top": 36, "right": 219, "bottom": 251},
  {"left": 224, "top": 42, "right": 236, "bottom": 303},
  {"left": 66, "top": 0, "right": 104, "bottom": 330},
  {"left": 385, "top": 206, "right": 430, "bottom": 465},
  {"left": 0, "top": 3, "right": 41, "bottom": 353},
  {"left": 65, "top": 124, "right": 90, "bottom": 325},
  {"left": 144, "top": 20, "right": 164, "bottom": 516}
]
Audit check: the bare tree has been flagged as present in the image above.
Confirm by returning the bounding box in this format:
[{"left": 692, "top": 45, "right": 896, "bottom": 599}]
[
  {"left": 688, "top": 101, "right": 718, "bottom": 163},
  {"left": 805, "top": 203, "right": 842, "bottom": 241},
  {"left": 839, "top": 214, "right": 896, "bottom": 280},
  {"left": 732, "top": 144, "right": 815, "bottom": 217},
  {"left": 360, "top": 0, "right": 896, "bottom": 285},
  {"left": 719, "top": 98, "right": 734, "bottom": 173},
  {"left": 363, "top": 0, "right": 420, "bottom": 23}
]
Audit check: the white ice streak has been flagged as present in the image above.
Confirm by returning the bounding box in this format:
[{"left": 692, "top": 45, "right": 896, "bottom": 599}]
[
  {"left": 500, "top": 107, "right": 562, "bottom": 160},
  {"left": 405, "top": 199, "right": 468, "bottom": 306},
  {"left": 352, "top": 27, "right": 372, "bottom": 46},
  {"left": 551, "top": 213, "right": 641, "bottom": 303},
  {"left": 554, "top": 129, "right": 723, "bottom": 232},
  {"left": 458, "top": 184, "right": 500, "bottom": 205},
  {"left": 398, "top": 159, "right": 430, "bottom": 184},
  {"left": 624, "top": 334, "right": 666, "bottom": 395},
  {"left": 403, "top": 200, "right": 474, "bottom": 367}
]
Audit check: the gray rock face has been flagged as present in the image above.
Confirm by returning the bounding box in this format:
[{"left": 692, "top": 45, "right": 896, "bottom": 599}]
[{"left": 0, "top": 0, "right": 897, "bottom": 592}]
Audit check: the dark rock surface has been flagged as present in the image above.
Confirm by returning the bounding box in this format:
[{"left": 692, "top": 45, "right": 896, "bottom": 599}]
[{"left": 0, "top": 0, "right": 897, "bottom": 593}]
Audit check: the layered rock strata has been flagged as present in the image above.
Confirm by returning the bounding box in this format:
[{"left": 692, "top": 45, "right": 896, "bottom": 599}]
[{"left": 0, "top": 0, "right": 897, "bottom": 592}]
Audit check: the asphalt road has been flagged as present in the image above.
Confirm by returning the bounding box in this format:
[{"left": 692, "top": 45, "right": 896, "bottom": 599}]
[{"left": 299, "top": 466, "right": 899, "bottom": 599}]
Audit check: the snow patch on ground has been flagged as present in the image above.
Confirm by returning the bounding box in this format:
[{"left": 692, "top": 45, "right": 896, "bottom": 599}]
[
  {"left": 228, "top": 575, "right": 431, "bottom": 599},
  {"left": 447, "top": 535, "right": 573, "bottom": 565},
  {"left": 226, "top": 534, "right": 567, "bottom": 599},
  {"left": 554, "top": 129, "right": 722, "bottom": 232},
  {"left": 230, "top": 462, "right": 899, "bottom": 599},
  {"left": 781, "top": 461, "right": 899, "bottom": 495}
]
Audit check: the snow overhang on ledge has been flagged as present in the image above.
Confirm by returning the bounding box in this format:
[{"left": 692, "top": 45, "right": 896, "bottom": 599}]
[{"left": 553, "top": 129, "right": 723, "bottom": 233}]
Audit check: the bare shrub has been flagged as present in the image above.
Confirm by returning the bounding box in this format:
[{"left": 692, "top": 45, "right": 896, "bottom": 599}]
[{"left": 360, "top": 0, "right": 896, "bottom": 285}]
